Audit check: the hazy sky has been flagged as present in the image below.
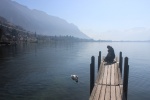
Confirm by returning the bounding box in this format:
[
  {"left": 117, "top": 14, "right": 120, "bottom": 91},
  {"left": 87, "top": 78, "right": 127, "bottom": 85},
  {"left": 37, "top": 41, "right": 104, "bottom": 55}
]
[{"left": 13, "top": 0, "right": 150, "bottom": 41}]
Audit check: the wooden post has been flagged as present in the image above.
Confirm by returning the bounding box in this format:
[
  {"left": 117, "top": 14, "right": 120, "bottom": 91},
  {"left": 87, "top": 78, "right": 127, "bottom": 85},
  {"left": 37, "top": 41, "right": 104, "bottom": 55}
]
[
  {"left": 119, "top": 52, "right": 123, "bottom": 75},
  {"left": 98, "top": 51, "right": 101, "bottom": 71},
  {"left": 90, "top": 56, "right": 95, "bottom": 94},
  {"left": 123, "top": 57, "right": 129, "bottom": 100}
]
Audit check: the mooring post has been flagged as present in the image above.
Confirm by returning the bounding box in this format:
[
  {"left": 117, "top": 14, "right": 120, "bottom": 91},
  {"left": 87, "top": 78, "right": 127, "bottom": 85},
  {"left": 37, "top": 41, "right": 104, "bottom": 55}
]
[
  {"left": 98, "top": 51, "right": 101, "bottom": 71},
  {"left": 90, "top": 56, "right": 95, "bottom": 94},
  {"left": 122, "top": 57, "right": 129, "bottom": 100},
  {"left": 119, "top": 52, "right": 123, "bottom": 75}
]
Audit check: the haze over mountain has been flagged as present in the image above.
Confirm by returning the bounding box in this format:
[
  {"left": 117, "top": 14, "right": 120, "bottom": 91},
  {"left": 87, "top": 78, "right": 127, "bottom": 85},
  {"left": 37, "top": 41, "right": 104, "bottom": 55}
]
[{"left": 0, "top": 0, "right": 89, "bottom": 39}]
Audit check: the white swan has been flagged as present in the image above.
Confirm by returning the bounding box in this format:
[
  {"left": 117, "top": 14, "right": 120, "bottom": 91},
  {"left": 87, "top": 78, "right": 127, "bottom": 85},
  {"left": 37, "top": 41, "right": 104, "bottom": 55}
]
[{"left": 71, "top": 75, "right": 78, "bottom": 83}]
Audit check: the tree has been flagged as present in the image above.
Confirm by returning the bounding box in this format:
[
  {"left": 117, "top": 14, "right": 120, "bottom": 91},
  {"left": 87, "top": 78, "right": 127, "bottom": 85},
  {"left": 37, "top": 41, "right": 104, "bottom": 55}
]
[{"left": 0, "top": 28, "right": 3, "bottom": 41}]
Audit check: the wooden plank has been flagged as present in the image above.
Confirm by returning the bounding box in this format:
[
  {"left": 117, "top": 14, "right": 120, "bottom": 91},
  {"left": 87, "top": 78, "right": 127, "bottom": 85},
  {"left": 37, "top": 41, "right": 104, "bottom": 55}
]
[
  {"left": 99, "top": 62, "right": 105, "bottom": 84},
  {"left": 103, "top": 65, "right": 108, "bottom": 84},
  {"left": 117, "top": 63, "right": 123, "bottom": 85},
  {"left": 111, "top": 64, "right": 115, "bottom": 85},
  {"left": 120, "top": 85, "right": 123, "bottom": 95},
  {"left": 89, "top": 85, "right": 98, "bottom": 100},
  {"left": 96, "top": 62, "right": 103, "bottom": 84},
  {"left": 106, "top": 65, "right": 111, "bottom": 85},
  {"left": 99, "top": 85, "right": 106, "bottom": 100},
  {"left": 95, "top": 70, "right": 100, "bottom": 84},
  {"left": 93, "top": 85, "right": 102, "bottom": 100},
  {"left": 116, "top": 86, "right": 121, "bottom": 100},
  {"left": 111, "top": 86, "right": 116, "bottom": 100},
  {"left": 118, "top": 68, "right": 123, "bottom": 85},
  {"left": 114, "top": 63, "right": 119, "bottom": 85},
  {"left": 105, "top": 86, "right": 110, "bottom": 100}
]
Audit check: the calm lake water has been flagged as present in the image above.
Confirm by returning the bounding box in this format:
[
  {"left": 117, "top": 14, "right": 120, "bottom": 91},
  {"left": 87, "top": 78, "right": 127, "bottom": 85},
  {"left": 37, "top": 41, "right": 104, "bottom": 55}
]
[{"left": 0, "top": 42, "right": 150, "bottom": 100}]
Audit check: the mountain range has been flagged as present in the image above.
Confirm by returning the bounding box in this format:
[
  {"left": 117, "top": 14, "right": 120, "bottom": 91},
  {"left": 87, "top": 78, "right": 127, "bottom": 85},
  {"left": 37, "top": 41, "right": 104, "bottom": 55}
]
[{"left": 0, "top": 0, "right": 89, "bottom": 39}]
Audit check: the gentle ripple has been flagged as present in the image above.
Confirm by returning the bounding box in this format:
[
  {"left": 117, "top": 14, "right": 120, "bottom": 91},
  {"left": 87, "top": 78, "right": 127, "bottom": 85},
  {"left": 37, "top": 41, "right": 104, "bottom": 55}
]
[{"left": 0, "top": 42, "right": 150, "bottom": 100}]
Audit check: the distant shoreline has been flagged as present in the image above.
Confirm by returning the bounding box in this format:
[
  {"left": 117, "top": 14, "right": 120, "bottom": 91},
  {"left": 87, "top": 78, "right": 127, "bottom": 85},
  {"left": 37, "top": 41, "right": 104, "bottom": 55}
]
[{"left": 93, "top": 40, "right": 150, "bottom": 42}]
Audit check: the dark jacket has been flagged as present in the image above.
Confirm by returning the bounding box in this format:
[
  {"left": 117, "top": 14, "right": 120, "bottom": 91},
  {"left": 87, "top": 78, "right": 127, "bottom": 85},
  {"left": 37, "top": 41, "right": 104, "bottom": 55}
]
[{"left": 104, "top": 46, "right": 115, "bottom": 63}]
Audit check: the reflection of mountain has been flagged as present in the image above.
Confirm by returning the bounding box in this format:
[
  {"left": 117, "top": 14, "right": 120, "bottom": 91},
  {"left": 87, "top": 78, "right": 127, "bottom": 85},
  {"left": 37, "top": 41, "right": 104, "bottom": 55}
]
[{"left": 0, "top": 0, "right": 89, "bottom": 39}]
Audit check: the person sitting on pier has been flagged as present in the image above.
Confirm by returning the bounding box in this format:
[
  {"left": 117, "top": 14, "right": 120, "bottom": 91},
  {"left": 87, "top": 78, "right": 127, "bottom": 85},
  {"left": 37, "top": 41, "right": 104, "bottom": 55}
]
[{"left": 104, "top": 45, "right": 115, "bottom": 63}]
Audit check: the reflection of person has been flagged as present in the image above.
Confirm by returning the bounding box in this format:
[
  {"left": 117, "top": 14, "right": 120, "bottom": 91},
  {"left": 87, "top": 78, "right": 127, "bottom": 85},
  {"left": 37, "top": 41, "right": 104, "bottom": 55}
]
[{"left": 104, "top": 45, "right": 115, "bottom": 63}]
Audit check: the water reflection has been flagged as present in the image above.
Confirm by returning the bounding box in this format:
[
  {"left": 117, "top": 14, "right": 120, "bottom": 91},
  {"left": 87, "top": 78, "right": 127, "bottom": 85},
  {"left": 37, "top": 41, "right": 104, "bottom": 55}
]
[{"left": 0, "top": 42, "right": 150, "bottom": 100}]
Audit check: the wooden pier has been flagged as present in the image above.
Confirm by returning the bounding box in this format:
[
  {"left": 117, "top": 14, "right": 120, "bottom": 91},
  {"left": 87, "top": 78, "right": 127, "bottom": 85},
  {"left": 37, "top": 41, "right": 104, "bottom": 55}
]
[{"left": 89, "top": 52, "right": 129, "bottom": 100}]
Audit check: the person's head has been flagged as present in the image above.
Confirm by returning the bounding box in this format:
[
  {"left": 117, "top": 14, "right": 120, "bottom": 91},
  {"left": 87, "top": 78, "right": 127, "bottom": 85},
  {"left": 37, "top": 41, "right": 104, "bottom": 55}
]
[{"left": 107, "top": 45, "right": 111, "bottom": 49}]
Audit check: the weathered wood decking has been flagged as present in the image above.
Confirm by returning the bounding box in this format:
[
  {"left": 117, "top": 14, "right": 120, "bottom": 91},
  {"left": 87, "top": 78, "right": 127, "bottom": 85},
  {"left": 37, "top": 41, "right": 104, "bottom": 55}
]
[{"left": 89, "top": 60, "right": 123, "bottom": 100}]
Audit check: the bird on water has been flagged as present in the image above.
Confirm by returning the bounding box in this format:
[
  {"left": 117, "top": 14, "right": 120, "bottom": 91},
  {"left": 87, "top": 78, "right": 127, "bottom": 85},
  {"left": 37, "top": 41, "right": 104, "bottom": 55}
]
[{"left": 71, "top": 75, "right": 78, "bottom": 83}]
